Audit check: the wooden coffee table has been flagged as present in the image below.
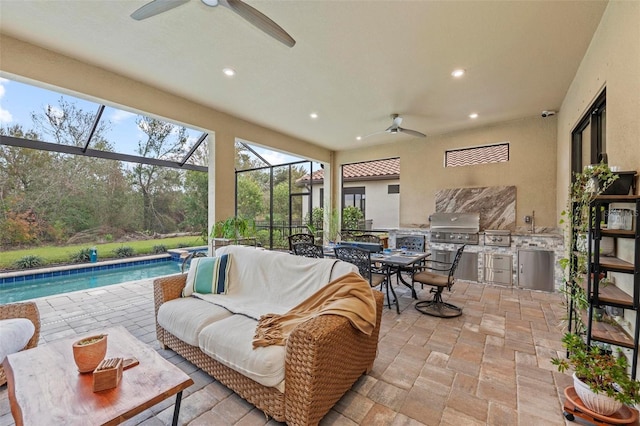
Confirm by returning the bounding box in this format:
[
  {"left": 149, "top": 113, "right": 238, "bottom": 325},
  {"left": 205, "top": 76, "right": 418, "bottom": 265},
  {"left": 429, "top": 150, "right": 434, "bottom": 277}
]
[{"left": 3, "top": 325, "right": 194, "bottom": 426}]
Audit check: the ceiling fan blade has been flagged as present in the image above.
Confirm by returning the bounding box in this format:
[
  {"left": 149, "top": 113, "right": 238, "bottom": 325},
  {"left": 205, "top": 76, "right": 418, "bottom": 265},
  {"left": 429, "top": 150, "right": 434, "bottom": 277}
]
[
  {"left": 221, "top": 0, "right": 296, "bottom": 47},
  {"left": 131, "top": 0, "right": 190, "bottom": 20},
  {"left": 361, "top": 130, "right": 385, "bottom": 139},
  {"left": 399, "top": 127, "right": 426, "bottom": 138}
]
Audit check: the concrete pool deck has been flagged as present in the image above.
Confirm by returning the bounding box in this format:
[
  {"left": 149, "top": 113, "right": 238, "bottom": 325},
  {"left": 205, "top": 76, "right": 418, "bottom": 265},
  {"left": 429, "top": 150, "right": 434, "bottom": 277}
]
[{"left": 0, "top": 276, "right": 574, "bottom": 425}]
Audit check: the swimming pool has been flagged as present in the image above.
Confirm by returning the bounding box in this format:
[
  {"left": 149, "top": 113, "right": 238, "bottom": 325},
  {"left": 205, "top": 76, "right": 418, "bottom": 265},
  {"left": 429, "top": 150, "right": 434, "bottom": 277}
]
[{"left": 0, "top": 261, "right": 184, "bottom": 304}]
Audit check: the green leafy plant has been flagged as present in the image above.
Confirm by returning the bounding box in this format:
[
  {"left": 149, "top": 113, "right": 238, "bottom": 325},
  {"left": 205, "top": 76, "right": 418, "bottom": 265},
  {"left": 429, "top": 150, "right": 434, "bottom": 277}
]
[
  {"left": 327, "top": 208, "right": 341, "bottom": 243},
  {"left": 69, "top": 248, "right": 92, "bottom": 263},
  {"left": 559, "top": 162, "right": 618, "bottom": 333},
  {"left": 211, "top": 216, "right": 255, "bottom": 239},
  {"left": 552, "top": 333, "right": 640, "bottom": 406},
  {"left": 342, "top": 206, "right": 364, "bottom": 230},
  {"left": 152, "top": 244, "right": 167, "bottom": 254},
  {"left": 12, "top": 255, "right": 46, "bottom": 269},
  {"left": 114, "top": 246, "right": 134, "bottom": 258}
]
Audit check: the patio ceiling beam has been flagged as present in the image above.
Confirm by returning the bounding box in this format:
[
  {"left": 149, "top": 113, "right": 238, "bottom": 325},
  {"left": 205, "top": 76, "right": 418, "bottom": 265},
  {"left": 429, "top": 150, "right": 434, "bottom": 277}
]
[{"left": 1, "top": 135, "right": 207, "bottom": 172}]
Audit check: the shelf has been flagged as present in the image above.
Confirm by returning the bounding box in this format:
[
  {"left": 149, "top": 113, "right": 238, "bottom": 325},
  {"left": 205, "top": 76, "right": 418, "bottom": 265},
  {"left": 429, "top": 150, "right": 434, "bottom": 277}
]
[
  {"left": 594, "top": 195, "right": 640, "bottom": 202},
  {"left": 595, "top": 284, "right": 634, "bottom": 307},
  {"left": 599, "top": 256, "right": 634, "bottom": 273},
  {"left": 600, "top": 229, "right": 636, "bottom": 238},
  {"left": 591, "top": 320, "right": 636, "bottom": 349}
]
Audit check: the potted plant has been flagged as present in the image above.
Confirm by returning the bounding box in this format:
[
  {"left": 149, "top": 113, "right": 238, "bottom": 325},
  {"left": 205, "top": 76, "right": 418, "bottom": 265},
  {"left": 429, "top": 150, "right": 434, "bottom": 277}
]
[
  {"left": 327, "top": 208, "right": 341, "bottom": 244},
  {"left": 211, "top": 216, "right": 254, "bottom": 239},
  {"left": 210, "top": 216, "right": 256, "bottom": 250},
  {"left": 552, "top": 332, "right": 640, "bottom": 415}
]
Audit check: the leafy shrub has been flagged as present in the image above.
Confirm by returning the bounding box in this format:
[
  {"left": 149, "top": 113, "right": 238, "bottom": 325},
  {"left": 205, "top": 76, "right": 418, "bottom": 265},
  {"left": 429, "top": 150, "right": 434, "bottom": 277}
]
[
  {"left": 152, "top": 244, "right": 167, "bottom": 254},
  {"left": 342, "top": 206, "right": 364, "bottom": 230},
  {"left": 114, "top": 246, "right": 134, "bottom": 258},
  {"left": 13, "top": 255, "right": 46, "bottom": 269},
  {"left": 104, "top": 234, "right": 113, "bottom": 242},
  {"left": 70, "top": 248, "right": 92, "bottom": 263}
]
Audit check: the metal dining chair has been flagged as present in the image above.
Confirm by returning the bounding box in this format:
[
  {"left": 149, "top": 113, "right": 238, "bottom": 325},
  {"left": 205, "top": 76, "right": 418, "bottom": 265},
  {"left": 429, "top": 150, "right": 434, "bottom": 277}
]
[
  {"left": 412, "top": 244, "right": 465, "bottom": 318},
  {"left": 292, "top": 242, "right": 324, "bottom": 258},
  {"left": 288, "top": 233, "right": 315, "bottom": 252},
  {"left": 350, "top": 234, "right": 381, "bottom": 244},
  {"left": 334, "top": 246, "right": 394, "bottom": 309},
  {"left": 394, "top": 235, "right": 426, "bottom": 289}
]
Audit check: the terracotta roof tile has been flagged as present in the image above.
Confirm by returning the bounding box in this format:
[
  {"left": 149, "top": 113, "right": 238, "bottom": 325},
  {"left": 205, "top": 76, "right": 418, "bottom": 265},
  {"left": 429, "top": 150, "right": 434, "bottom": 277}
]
[{"left": 298, "top": 158, "right": 399, "bottom": 183}]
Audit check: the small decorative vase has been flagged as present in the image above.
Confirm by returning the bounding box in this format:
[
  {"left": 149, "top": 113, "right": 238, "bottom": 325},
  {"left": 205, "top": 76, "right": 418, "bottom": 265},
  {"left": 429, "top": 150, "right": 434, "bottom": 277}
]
[
  {"left": 573, "top": 373, "right": 622, "bottom": 416},
  {"left": 72, "top": 334, "right": 108, "bottom": 373}
]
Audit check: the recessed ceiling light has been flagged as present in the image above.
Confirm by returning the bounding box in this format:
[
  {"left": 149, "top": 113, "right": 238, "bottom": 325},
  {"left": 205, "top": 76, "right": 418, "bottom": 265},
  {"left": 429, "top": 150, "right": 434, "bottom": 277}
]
[
  {"left": 310, "top": 112, "right": 318, "bottom": 119},
  {"left": 222, "top": 68, "right": 236, "bottom": 77},
  {"left": 451, "top": 69, "right": 466, "bottom": 78},
  {"left": 356, "top": 136, "right": 362, "bottom": 141},
  {"left": 469, "top": 113, "right": 479, "bottom": 119}
]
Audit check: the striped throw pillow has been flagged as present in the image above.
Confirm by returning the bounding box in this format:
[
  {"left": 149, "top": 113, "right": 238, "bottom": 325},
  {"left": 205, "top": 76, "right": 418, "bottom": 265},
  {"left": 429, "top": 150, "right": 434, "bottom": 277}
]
[{"left": 182, "top": 255, "right": 231, "bottom": 297}]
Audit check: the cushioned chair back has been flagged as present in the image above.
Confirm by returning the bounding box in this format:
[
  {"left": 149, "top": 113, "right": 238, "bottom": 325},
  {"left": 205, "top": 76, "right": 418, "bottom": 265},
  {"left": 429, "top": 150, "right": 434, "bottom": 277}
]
[
  {"left": 396, "top": 236, "right": 425, "bottom": 252},
  {"left": 334, "top": 246, "right": 372, "bottom": 284},
  {"left": 288, "top": 233, "right": 314, "bottom": 251},
  {"left": 293, "top": 242, "right": 324, "bottom": 258}
]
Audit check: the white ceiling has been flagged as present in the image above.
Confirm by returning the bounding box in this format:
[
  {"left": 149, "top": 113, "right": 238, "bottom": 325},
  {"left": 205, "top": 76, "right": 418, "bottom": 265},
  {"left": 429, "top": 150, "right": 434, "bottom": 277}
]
[{"left": 0, "top": 0, "right": 608, "bottom": 151}]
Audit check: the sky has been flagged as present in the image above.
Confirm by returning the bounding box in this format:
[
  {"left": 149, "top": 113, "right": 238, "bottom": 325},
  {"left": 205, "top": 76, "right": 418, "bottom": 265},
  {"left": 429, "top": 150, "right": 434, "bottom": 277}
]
[{"left": 0, "top": 76, "right": 305, "bottom": 167}]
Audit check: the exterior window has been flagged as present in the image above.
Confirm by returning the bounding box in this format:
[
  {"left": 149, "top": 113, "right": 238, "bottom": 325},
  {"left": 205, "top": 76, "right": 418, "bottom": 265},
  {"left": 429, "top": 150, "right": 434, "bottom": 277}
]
[
  {"left": 319, "top": 188, "right": 324, "bottom": 208},
  {"left": 445, "top": 143, "right": 509, "bottom": 167},
  {"left": 388, "top": 184, "right": 400, "bottom": 194},
  {"left": 343, "top": 187, "right": 365, "bottom": 213},
  {"left": 571, "top": 89, "right": 606, "bottom": 174}
]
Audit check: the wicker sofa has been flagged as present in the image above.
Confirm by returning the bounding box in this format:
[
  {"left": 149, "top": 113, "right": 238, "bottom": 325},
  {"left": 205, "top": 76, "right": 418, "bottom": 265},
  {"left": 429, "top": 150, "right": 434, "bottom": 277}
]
[
  {"left": 153, "top": 245, "right": 383, "bottom": 425},
  {"left": 0, "top": 301, "right": 41, "bottom": 386}
]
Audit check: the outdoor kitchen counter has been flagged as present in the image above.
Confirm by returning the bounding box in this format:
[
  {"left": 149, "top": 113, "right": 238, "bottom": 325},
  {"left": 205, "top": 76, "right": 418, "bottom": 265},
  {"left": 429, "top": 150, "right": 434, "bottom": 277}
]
[{"left": 388, "top": 229, "right": 565, "bottom": 290}]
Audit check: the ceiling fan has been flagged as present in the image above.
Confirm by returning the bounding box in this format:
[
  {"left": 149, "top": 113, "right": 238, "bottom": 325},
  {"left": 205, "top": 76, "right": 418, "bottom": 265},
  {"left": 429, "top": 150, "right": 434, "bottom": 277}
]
[
  {"left": 364, "top": 114, "right": 426, "bottom": 139},
  {"left": 130, "top": 0, "right": 296, "bottom": 48}
]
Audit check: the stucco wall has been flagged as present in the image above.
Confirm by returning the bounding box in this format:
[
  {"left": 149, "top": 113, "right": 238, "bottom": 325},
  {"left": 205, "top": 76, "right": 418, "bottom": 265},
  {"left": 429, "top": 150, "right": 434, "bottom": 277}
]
[
  {"left": 556, "top": 1, "right": 640, "bottom": 219},
  {"left": 336, "top": 115, "right": 557, "bottom": 229},
  {"left": 556, "top": 0, "right": 640, "bottom": 338}
]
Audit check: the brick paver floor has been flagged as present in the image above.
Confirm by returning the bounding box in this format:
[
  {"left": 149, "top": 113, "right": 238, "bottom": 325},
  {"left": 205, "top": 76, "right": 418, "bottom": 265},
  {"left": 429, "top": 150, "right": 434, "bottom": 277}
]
[{"left": 0, "top": 275, "right": 574, "bottom": 425}]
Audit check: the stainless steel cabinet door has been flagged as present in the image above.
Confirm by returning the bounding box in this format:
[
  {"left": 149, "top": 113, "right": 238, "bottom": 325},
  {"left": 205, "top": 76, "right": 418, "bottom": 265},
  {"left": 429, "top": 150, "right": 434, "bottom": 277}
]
[{"left": 517, "top": 250, "right": 554, "bottom": 291}]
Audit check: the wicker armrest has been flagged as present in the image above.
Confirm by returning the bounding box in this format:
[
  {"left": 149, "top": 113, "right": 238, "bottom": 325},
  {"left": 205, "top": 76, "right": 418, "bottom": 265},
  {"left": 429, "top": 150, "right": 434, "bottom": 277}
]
[
  {"left": 153, "top": 274, "right": 187, "bottom": 305},
  {"left": 0, "top": 301, "right": 40, "bottom": 350},
  {"left": 153, "top": 274, "right": 188, "bottom": 346},
  {"left": 284, "top": 290, "right": 384, "bottom": 425}
]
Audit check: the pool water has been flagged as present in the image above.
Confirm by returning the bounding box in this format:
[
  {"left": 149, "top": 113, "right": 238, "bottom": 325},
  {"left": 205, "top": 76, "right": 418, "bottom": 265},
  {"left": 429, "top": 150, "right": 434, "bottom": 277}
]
[{"left": 0, "top": 262, "right": 184, "bottom": 304}]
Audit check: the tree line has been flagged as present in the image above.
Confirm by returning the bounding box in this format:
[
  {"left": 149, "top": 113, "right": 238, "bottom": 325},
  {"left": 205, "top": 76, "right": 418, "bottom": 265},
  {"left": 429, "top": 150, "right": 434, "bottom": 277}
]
[
  {"left": 0, "top": 99, "right": 208, "bottom": 248},
  {"left": 0, "top": 98, "right": 323, "bottom": 250}
]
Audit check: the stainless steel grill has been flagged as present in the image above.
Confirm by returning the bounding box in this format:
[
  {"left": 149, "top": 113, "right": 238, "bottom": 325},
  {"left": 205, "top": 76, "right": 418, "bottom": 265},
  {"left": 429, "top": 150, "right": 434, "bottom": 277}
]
[{"left": 429, "top": 212, "right": 480, "bottom": 245}]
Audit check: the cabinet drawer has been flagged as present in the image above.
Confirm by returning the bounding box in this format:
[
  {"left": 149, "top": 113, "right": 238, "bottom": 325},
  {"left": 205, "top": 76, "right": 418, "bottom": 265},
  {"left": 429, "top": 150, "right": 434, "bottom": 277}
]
[
  {"left": 484, "top": 254, "right": 512, "bottom": 270},
  {"left": 484, "top": 267, "right": 513, "bottom": 285}
]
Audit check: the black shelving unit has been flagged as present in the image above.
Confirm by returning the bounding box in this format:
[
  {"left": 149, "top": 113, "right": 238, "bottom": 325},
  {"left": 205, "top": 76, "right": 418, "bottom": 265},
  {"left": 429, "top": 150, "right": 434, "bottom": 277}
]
[{"left": 587, "top": 195, "right": 640, "bottom": 378}]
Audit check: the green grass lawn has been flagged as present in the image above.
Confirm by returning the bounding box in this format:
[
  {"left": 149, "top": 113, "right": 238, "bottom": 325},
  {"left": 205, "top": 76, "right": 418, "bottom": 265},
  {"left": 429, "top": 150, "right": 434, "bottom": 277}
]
[{"left": 0, "top": 236, "right": 206, "bottom": 271}]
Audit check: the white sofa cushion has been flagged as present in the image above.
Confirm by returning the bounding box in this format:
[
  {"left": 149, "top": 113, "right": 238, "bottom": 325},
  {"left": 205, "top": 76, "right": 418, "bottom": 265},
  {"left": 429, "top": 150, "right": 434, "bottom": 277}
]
[
  {"left": 157, "top": 297, "right": 233, "bottom": 346},
  {"left": 0, "top": 318, "right": 35, "bottom": 363},
  {"left": 198, "top": 314, "right": 285, "bottom": 388},
  {"left": 204, "top": 245, "right": 358, "bottom": 319}
]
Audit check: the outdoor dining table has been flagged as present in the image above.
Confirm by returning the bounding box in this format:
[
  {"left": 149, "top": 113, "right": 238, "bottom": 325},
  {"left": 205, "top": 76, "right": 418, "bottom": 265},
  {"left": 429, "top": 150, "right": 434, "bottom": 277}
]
[
  {"left": 371, "top": 250, "right": 431, "bottom": 312},
  {"left": 325, "top": 246, "right": 430, "bottom": 313}
]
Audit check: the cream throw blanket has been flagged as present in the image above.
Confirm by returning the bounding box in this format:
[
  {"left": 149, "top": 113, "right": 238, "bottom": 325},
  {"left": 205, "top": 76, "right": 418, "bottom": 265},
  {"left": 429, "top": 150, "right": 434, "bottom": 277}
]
[{"left": 253, "top": 272, "right": 377, "bottom": 348}]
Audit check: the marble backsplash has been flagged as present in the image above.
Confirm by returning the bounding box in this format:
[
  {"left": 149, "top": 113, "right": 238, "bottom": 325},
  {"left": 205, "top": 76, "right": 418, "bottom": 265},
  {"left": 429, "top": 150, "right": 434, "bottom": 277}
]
[{"left": 435, "top": 185, "right": 516, "bottom": 230}]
